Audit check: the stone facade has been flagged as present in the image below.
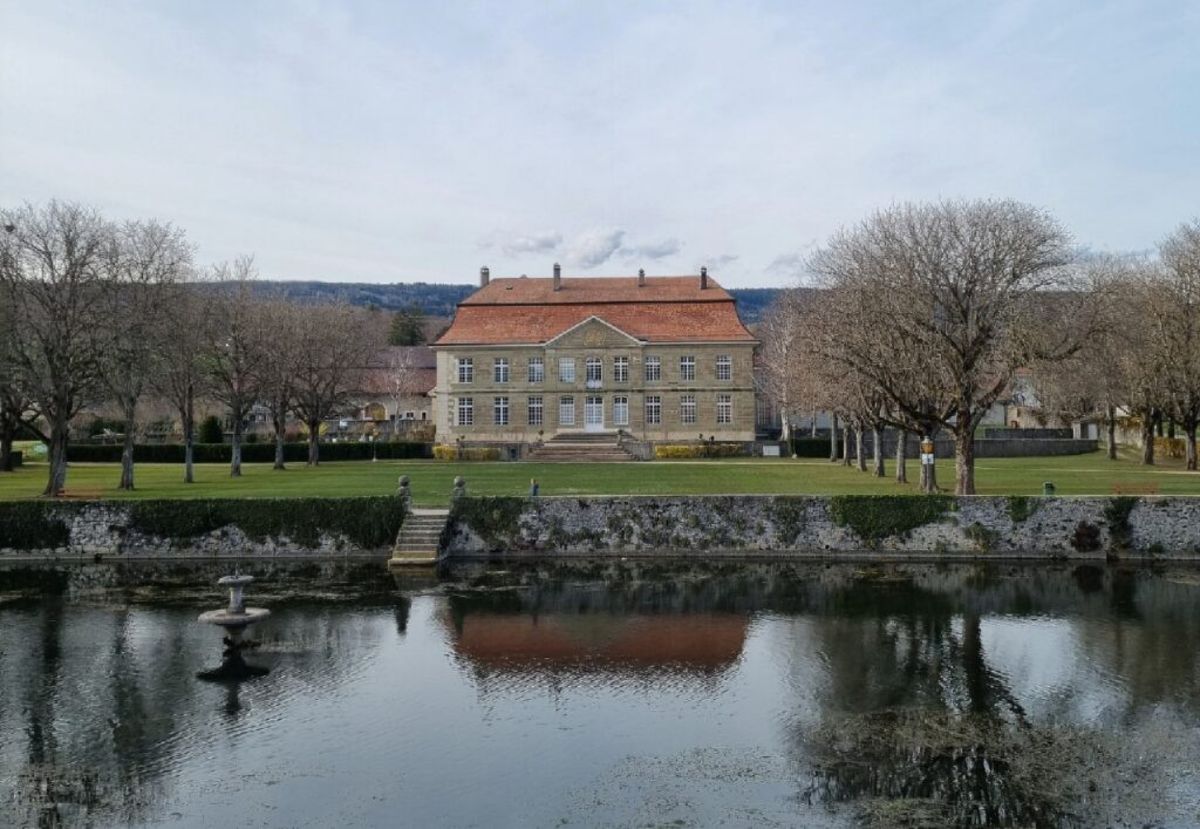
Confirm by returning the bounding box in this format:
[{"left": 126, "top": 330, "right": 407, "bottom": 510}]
[
  {"left": 443, "top": 495, "right": 1200, "bottom": 559},
  {"left": 432, "top": 271, "right": 758, "bottom": 445}
]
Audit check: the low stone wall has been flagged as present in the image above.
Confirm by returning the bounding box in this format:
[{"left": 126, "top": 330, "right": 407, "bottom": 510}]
[
  {"left": 0, "top": 498, "right": 403, "bottom": 559},
  {"left": 983, "top": 427, "right": 1074, "bottom": 440},
  {"left": 443, "top": 494, "right": 1200, "bottom": 560}
]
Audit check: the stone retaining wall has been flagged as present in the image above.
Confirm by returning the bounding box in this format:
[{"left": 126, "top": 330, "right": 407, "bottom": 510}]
[
  {"left": 443, "top": 495, "right": 1200, "bottom": 560},
  {"left": 0, "top": 498, "right": 401, "bottom": 560}
]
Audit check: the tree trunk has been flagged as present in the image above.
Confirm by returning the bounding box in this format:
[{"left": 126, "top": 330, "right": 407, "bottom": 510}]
[
  {"left": 829, "top": 414, "right": 839, "bottom": 463},
  {"left": 855, "top": 428, "right": 866, "bottom": 472},
  {"left": 1186, "top": 422, "right": 1198, "bottom": 472},
  {"left": 1106, "top": 404, "right": 1117, "bottom": 461},
  {"left": 954, "top": 425, "right": 976, "bottom": 496},
  {"left": 1140, "top": 416, "right": 1155, "bottom": 466},
  {"left": 273, "top": 410, "right": 287, "bottom": 471},
  {"left": 895, "top": 432, "right": 907, "bottom": 484},
  {"left": 0, "top": 433, "right": 12, "bottom": 473},
  {"left": 780, "top": 408, "right": 791, "bottom": 445},
  {"left": 44, "top": 420, "right": 69, "bottom": 497},
  {"left": 919, "top": 454, "right": 939, "bottom": 493},
  {"left": 307, "top": 419, "right": 321, "bottom": 466},
  {"left": 118, "top": 402, "right": 136, "bottom": 490},
  {"left": 810, "top": 411, "right": 818, "bottom": 438},
  {"left": 230, "top": 415, "right": 243, "bottom": 477},
  {"left": 183, "top": 383, "right": 195, "bottom": 484},
  {"left": 872, "top": 428, "right": 884, "bottom": 477},
  {"left": 841, "top": 426, "right": 851, "bottom": 466}
]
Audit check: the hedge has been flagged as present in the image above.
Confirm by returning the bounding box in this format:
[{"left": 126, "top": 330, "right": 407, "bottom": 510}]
[
  {"left": 654, "top": 444, "right": 747, "bottom": 459},
  {"left": 0, "top": 502, "right": 72, "bottom": 550},
  {"left": 126, "top": 497, "right": 403, "bottom": 548},
  {"left": 65, "top": 441, "right": 433, "bottom": 464},
  {"left": 792, "top": 437, "right": 836, "bottom": 458},
  {"left": 829, "top": 494, "right": 953, "bottom": 543},
  {"left": 433, "top": 445, "right": 502, "bottom": 461}
]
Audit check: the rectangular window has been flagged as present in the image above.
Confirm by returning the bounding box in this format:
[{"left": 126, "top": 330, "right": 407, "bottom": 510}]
[
  {"left": 645, "top": 395, "right": 661, "bottom": 425},
  {"left": 613, "top": 395, "right": 629, "bottom": 426},
  {"left": 644, "top": 356, "right": 661, "bottom": 382},
  {"left": 559, "top": 396, "right": 575, "bottom": 426},
  {"left": 456, "top": 357, "right": 474, "bottom": 384},
  {"left": 527, "top": 396, "right": 544, "bottom": 426},
  {"left": 613, "top": 356, "right": 629, "bottom": 383},
  {"left": 456, "top": 397, "right": 474, "bottom": 426},
  {"left": 680, "top": 355, "right": 696, "bottom": 382},
  {"left": 716, "top": 355, "right": 732, "bottom": 381},
  {"left": 585, "top": 357, "right": 603, "bottom": 386},
  {"left": 559, "top": 357, "right": 576, "bottom": 384},
  {"left": 528, "top": 357, "right": 544, "bottom": 383},
  {"left": 493, "top": 396, "right": 509, "bottom": 426},
  {"left": 493, "top": 358, "right": 509, "bottom": 383},
  {"left": 680, "top": 394, "right": 696, "bottom": 425},
  {"left": 716, "top": 393, "right": 732, "bottom": 425}
]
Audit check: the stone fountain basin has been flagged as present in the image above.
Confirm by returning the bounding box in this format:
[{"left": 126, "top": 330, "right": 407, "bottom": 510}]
[{"left": 198, "top": 608, "right": 271, "bottom": 627}]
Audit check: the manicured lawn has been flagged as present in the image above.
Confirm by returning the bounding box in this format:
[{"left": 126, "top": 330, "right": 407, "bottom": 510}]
[{"left": 2, "top": 449, "right": 1199, "bottom": 505}]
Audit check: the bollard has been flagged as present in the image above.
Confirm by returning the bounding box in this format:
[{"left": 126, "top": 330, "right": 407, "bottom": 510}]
[
  {"left": 1042, "top": 481, "right": 1056, "bottom": 496},
  {"left": 529, "top": 478, "right": 540, "bottom": 497}
]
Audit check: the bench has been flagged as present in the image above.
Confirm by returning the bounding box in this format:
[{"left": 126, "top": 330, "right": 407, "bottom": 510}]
[{"left": 1111, "top": 482, "right": 1160, "bottom": 495}]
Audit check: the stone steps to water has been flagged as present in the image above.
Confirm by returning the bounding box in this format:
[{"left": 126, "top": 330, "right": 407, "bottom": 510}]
[{"left": 389, "top": 509, "right": 450, "bottom": 567}]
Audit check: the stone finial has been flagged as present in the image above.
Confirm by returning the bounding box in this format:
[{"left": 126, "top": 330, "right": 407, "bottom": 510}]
[
  {"left": 452, "top": 476, "right": 467, "bottom": 500},
  {"left": 397, "top": 475, "right": 412, "bottom": 506}
]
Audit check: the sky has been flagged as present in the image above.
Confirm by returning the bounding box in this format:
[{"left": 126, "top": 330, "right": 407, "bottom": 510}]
[{"left": 2, "top": 1, "right": 1198, "bottom": 288}]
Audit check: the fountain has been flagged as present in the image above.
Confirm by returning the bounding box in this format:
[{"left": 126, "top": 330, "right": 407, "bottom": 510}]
[{"left": 196, "top": 574, "right": 271, "bottom": 681}]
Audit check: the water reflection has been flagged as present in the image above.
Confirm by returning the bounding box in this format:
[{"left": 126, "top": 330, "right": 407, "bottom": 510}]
[{"left": 1, "top": 561, "right": 1199, "bottom": 827}]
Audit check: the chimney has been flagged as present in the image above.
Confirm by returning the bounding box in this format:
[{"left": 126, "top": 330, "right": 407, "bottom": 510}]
[
  {"left": 553, "top": 262, "right": 562, "bottom": 291},
  {"left": 480, "top": 266, "right": 490, "bottom": 287},
  {"left": 638, "top": 268, "right": 645, "bottom": 287},
  {"left": 700, "top": 266, "right": 708, "bottom": 290}
]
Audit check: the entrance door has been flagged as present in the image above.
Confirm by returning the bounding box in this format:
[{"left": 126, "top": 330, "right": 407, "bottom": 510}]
[{"left": 584, "top": 396, "right": 604, "bottom": 432}]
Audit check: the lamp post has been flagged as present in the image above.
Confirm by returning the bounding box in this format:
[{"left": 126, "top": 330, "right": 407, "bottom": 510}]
[{"left": 370, "top": 433, "right": 377, "bottom": 462}]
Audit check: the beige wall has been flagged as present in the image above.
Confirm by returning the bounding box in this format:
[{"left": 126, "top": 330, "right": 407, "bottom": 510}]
[{"left": 433, "top": 321, "right": 756, "bottom": 443}]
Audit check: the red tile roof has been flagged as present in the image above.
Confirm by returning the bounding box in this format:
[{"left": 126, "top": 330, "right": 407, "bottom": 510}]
[{"left": 435, "top": 275, "right": 756, "bottom": 345}]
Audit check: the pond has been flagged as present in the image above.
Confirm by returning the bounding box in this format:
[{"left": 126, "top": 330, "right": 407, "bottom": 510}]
[{"left": 2, "top": 560, "right": 1199, "bottom": 828}]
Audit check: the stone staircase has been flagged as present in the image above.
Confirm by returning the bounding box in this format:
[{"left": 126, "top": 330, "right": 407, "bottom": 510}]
[
  {"left": 525, "top": 432, "right": 637, "bottom": 462},
  {"left": 388, "top": 508, "right": 449, "bottom": 567}
]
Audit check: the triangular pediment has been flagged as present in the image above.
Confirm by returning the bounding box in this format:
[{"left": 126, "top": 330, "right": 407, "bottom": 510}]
[{"left": 545, "top": 315, "right": 642, "bottom": 348}]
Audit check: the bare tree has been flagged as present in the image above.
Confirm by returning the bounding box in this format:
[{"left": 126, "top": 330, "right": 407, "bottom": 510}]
[
  {"left": 291, "top": 303, "right": 378, "bottom": 465},
  {"left": 1155, "top": 221, "right": 1200, "bottom": 470},
  {"left": 153, "top": 281, "right": 211, "bottom": 482},
  {"left": 757, "top": 292, "right": 811, "bottom": 444},
  {"left": 204, "top": 258, "right": 264, "bottom": 477},
  {"left": 0, "top": 301, "right": 40, "bottom": 471},
  {"left": 97, "top": 220, "right": 192, "bottom": 490},
  {"left": 0, "top": 202, "right": 111, "bottom": 496},
  {"left": 254, "top": 299, "right": 302, "bottom": 470},
  {"left": 809, "top": 199, "right": 1078, "bottom": 494}
]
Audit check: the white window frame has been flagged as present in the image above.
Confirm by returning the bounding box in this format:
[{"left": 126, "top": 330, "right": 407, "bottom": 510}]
[
  {"left": 456, "top": 357, "right": 474, "bottom": 384},
  {"left": 716, "top": 355, "right": 732, "bottom": 381},
  {"left": 528, "top": 357, "right": 544, "bottom": 383},
  {"left": 644, "top": 356, "right": 661, "bottom": 382},
  {"left": 613, "top": 395, "right": 629, "bottom": 426},
  {"left": 716, "top": 393, "right": 732, "bottom": 425},
  {"left": 456, "top": 397, "right": 474, "bottom": 426},
  {"left": 493, "top": 396, "right": 509, "bottom": 426},
  {"left": 494, "top": 358, "right": 509, "bottom": 383},
  {"left": 645, "top": 395, "right": 661, "bottom": 425},
  {"left": 527, "top": 396, "right": 544, "bottom": 426},
  {"left": 559, "top": 357, "right": 576, "bottom": 384},
  {"left": 613, "top": 356, "right": 629, "bottom": 383},
  {"left": 559, "top": 395, "right": 576, "bottom": 426},
  {"left": 680, "top": 355, "right": 696, "bottom": 382},
  {"left": 585, "top": 356, "right": 603, "bottom": 386},
  {"left": 680, "top": 394, "right": 696, "bottom": 425}
]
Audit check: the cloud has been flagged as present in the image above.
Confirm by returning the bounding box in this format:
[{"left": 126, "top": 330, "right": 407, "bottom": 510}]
[
  {"left": 767, "top": 252, "right": 807, "bottom": 278},
  {"left": 501, "top": 230, "right": 562, "bottom": 257},
  {"left": 619, "top": 237, "right": 681, "bottom": 261},
  {"left": 702, "top": 253, "right": 738, "bottom": 269},
  {"left": 565, "top": 227, "right": 626, "bottom": 269}
]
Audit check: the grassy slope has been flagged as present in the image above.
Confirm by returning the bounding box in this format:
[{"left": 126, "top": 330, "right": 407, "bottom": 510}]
[{"left": 1, "top": 449, "right": 1198, "bottom": 507}]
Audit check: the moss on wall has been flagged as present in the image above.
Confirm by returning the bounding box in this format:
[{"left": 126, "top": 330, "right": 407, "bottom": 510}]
[
  {"left": 0, "top": 503, "right": 71, "bottom": 550},
  {"left": 829, "top": 495, "right": 952, "bottom": 544},
  {"left": 450, "top": 496, "right": 527, "bottom": 550}
]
